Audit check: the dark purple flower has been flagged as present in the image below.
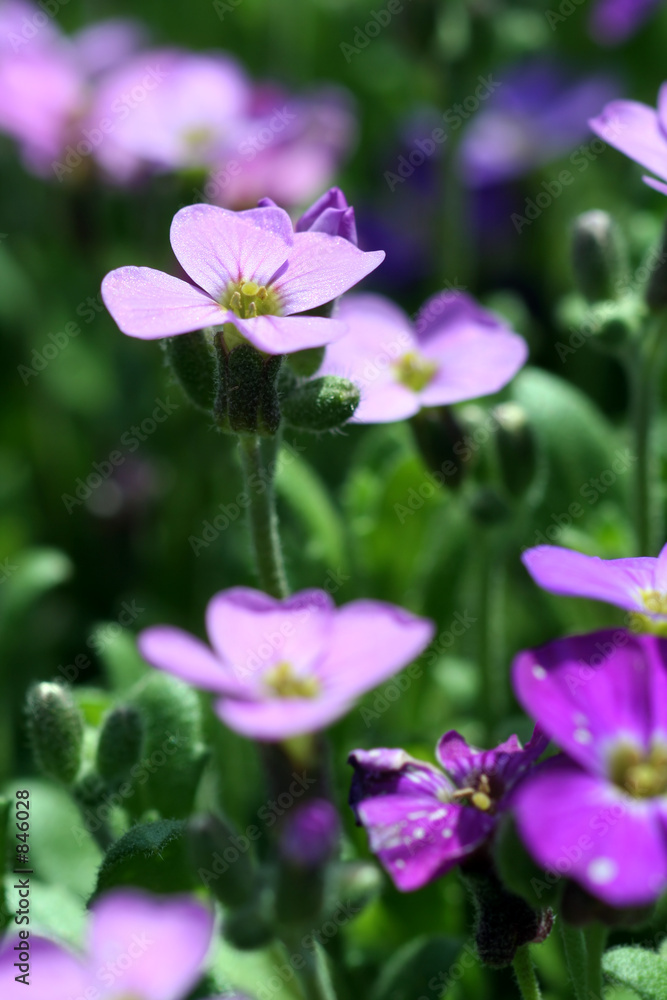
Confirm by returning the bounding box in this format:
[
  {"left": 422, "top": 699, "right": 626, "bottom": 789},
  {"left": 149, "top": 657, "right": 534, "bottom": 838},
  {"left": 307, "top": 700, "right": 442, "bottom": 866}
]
[
  {"left": 138, "top": 587, "right": 433, "bottom": 741},
  {"left": 513, "top": 629, "right": 667, "bottom": 907},
  {"left": 460, "top": 61, "right": 618, "bottom": 188},
  {"left": 295, "top": 186, "right": 358, "bottom": 244},
  {"left": 280, "top": 799, "right": 341, "bottom": 868},
  {"left": 318, "top": 291, "right": 527, "bottom": 422},
  {"left": 589, "top": 0, "right": 661, "bottom": 46},
  {"left": 349, "top": 729, "right": 547, "bottom": 891},
  {"left": 522, "top": 543, "right": 667, "bottom": 625},
  {"left": 590, "top": 86, "right": 667, "bottom": 197},
  {"left": 101, "top": 201, "right": 384, "bottom": 354},
  {"left": 0, "top": 888, "right": 216, "bottom": 1000}
]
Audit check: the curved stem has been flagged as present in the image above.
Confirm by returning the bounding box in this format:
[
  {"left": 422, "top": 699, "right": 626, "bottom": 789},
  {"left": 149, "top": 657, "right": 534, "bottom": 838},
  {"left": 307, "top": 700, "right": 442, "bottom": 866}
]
[
  {"left": 560, "top": 921, "right": 588, "bottom": 1000},
  {"left": 238, "top": 434, "right": 289, "bottom": 598},
  {"left": 512, "top": 945, "right": 542, "bottom": 1000}
]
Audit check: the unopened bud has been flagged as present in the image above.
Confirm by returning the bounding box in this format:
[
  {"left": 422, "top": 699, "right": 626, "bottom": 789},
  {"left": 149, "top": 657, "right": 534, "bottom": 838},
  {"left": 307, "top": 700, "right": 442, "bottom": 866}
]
[
  {"left": 494, "top": 403, "right": 537, "bottom": 499},
  {"left": 571, "top": 210, "right": 627, "bottom": 304},
  {"left": 162, "top": 330, "right": 216, "bottom": 412},
  {"left": 214, "top": 330, "right": 283, "bottom": 436},
  {"left": 26, "top": 683, "right": 84, "bottom": 785},
  {"left": 96, "top": 705, "right": 143, "bottom": 787},
  {"left": 275, "top": 800, "right": 340, "bottom": 925},
  {"left": 281, "top": 376, "right": 359, "bottom": 432}
]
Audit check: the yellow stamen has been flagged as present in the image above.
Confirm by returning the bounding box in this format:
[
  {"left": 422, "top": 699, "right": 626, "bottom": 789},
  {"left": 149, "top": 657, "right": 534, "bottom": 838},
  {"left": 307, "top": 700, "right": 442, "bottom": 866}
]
[{"left": 264, "top": 661, "right": 320, "bottom": 699}]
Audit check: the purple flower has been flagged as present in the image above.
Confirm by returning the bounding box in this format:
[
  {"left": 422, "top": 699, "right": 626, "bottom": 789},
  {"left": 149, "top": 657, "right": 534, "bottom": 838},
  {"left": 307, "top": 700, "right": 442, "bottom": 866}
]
[
  {"left": 589, "top": 0, "right": 661, "bottom": 46},
  {"left": 206, "top": 87, "right": 356, "bottom": 210},
  {"left": 349, "top": 729, "right": 547, "bottom": 891},
  {"left": 280, "top": 799, "right": 341, "bottom": 868},
  {"left": 318, "top": 291, "right": 527, "bottom": 423},
  {"left": 522, "top": 543, "right": 667, "bottom": 625},
  {"left": 89, "top": 48, "right": 250, "bottom": 181},
  {"left": 258, "top": 186, "right": 357, "bottom": 244},
  {"left": 590, "top": 86, "right": 667, "bottom": 197},
  {"left": 138, "top": 587, "right": 434, "bottom": 741},
  {"left": 512, "top": 629, "right": 667, "bottom": 907},
  {"left": 459, "top": 61, "right": 618, "bottom": 188},
  {"left": 0, "top": 888, "right": 221, "bottom": 1000},
  {"left": 101, "top": 202, "right": 384, "bottom": 354}
]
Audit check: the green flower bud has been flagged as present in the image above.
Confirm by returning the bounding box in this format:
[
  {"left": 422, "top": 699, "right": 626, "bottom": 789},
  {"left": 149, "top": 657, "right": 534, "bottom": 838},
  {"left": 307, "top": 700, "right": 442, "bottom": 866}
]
[
  {"left": 287, "top": 347, "right": 325, "bottom": 377},
  {"left": 96, "top": 705, "right": 143, "bottom": 788},
  {"left": 188, "top": 813, "right": 256, "bottom": 909},
  {"left": 494, "top": 403, "right": 537, "bottom": 499},
  {"left": 571, "top": 210, "right": 627, "bottom": 304},
  {"left": 281, "top": 376, "right": 360, "bottom": 432},
  {"left": 214, "top": 329, "right": 283, "bottom": 436},
  {"left": 410, "top": 407, "right": 468, "bottom": 491},
  {"left": 329, "top": 860, "right": 383, "bottom": 915},
  {"left": 162, "top": 330, "right": 216, "bottom": 412},
  {"left": 26, "top": 682, "right": 84, "bottom": 785}
]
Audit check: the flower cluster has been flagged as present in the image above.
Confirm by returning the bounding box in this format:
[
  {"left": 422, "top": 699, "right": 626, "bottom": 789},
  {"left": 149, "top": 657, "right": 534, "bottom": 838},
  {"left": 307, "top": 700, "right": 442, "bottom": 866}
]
[{"left": 0, "top": 1, "right": 353, "bottom": 202}]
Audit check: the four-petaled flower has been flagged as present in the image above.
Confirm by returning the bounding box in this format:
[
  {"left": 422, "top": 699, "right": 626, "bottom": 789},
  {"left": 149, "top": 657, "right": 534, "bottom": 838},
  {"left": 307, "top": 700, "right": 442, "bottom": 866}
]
[
  {"left": 318, "top": 291, "right": 527, "bottom": 423},
  {"left": 0, "top": 888, "right": 242, "bottom": 1000},
  {"left": 138, "top": 587, "right": 434, "bottom": 741},
  {"left": 348, "top": 728, "right": 547, "bottom": 890},
  {"left": 512, "top": 629, "right": 667, "bottom": 907},
  {"left": 101, "top": 201, "right": 384, "bottom": 355},
  {"left": 522, "top": 542, "right": 667, "bottom": 627}
]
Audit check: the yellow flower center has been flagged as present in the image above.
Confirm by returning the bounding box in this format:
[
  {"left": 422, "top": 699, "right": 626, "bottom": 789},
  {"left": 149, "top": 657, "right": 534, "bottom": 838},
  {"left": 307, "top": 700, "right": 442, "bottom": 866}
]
[
  {"left": 640, "top": 589, "right": 667, "bottom": 615},
  {"left": 220, "top": 279, "right": 281, "bottom": 320},
  {"left": 610, "top": 743, "right": 667, "bottom": 798},
  {"left": 447, "top": 774, "right": 494, "bottom": 812},
  {"left": 393, "top": 351, "right": 438, "bottom": 392},
  {"left": 264, "top": 661, "right": 320, "bottom": 699}
]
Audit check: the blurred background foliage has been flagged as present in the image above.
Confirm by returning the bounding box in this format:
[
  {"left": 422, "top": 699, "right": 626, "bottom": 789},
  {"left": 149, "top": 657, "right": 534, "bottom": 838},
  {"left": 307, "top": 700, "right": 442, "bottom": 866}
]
[{"left": 2, "top": 0, "right": 667, "bottom": 996}]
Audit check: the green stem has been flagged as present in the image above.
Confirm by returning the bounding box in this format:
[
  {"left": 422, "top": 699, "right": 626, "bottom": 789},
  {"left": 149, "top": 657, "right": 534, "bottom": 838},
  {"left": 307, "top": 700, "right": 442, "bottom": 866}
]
[
  {"left": 282, "top": 935, "right": 338, "bottom": 1000},
  {"left": 239, "top": 434, "right": 289, "bottom": 598},
  {"left": 560, "top": 921, "right": 588, "bottom": 1000},
  {"left": 477, "top": 530, "right": 505, "bottom": 742},
  {"left": 584, "top": 923, "right": 608, "bottom": 1000},
  {"left": 512, "top": 945, "right": 542, "bottom": 1000},
  {"left": 629, "top": 326, "right": 664, "bottom": 555}
]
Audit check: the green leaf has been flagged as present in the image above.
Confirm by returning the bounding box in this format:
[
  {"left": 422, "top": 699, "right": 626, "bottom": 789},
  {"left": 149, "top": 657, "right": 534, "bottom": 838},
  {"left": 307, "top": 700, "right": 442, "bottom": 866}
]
[
  {"left": 370, "top": 934, "right": 463, "bottom": 1000},
  {"left": 93, "top": 627, "right": 148, "bottom": 693},
  {"left": 0, "top": 548, "right": 72, "bottom": 636},
  {"left": 92, "top": 819, "right": 194, "bottom": 900},
  {"left": 603, "top": 946, "right": 667, "bottom": 1000}
]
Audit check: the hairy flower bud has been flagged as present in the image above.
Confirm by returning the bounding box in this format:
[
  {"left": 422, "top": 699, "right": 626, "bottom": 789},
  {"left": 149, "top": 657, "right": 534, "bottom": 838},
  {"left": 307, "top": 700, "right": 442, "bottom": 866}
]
[
  {"left": 26, "top": 682, "right": 84, "bottom": 785},
  {"left": 281, "top": 375, "right": 360, "bottom": 432},
  {"left": 96, "top": 705, "right": 143, "bottom": 788},
  {"left": 162, "top": 330, "right": 216, "bottom": 412},
  {"left": 494, "top": 402, "right": 537, "bottom": 499},
  {"left": 214, "top": 330, "right": 283, "bottom": 436},
  {"left": 571, "top": 210, "right": 627, "bottom": 304}
]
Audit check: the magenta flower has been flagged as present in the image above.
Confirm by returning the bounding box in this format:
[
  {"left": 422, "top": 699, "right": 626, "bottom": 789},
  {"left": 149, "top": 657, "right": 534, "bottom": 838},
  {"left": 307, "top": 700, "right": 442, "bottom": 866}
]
[
  {"left": 589, "top": 87, "right": 667, "bottom": 197},
  {"left": 260, "top": 187, "right": 357, "bottom": 244},
  {"left": 590, "top": 0, "right": 661, "bottom": 45},
  {"left": 522, "top": 543, "right": 667, "bottom": 625},
  {"left": 349, "top": 729, "right": 547, "bottom": 891},
  {"left": 318, "top": 291, "right": 527, "bottom": 423},
  {"left": 138, "top": 587, "right": 433, "bottom": 741},
  {"left": 0, "top": 888, "right": 224, "bottom": 1000},
  {"left": 206, "top": 87, "right": 355, "bottom": 210},
  {"left": 512, "top": 629, "right": 667, "bottom": 907},
  {"left": 101, "top": 202, "right": 384, "bottom": 354},
  {"left": 89, "top": 48, "right": 250, "bottom": 181}
]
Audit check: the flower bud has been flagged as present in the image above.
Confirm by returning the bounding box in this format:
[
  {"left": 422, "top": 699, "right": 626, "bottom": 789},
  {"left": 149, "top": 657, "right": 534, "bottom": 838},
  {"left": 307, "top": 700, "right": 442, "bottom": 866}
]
[
  {"left": 96, "top": 705, "right": 143, "bottom": 788},
  {"left": 214, "top": 331, "right": 283, "bottom": 436},
  {"left": 26, "top": 683, "right": 84, "bottom": 785},
  {"left": 188, "top": 813, "right": 257, "bottom": 909},
  {"left": 410, "top": 407, "right": 468, "bottom": 491},
  {"left": 571, "top": 210, "right": 627, "bottom": 304},
  {"left": 287, "top": 347, "right": 325, "bottom": 377},
  {"left": 281, "top": 376, "right": 360, "bottom": 432},
  {"left": 162, "top": 330, "right": 216, "bottom": 412},
  {"left": 494, "top": 403, "right": 537, "bottom": 499},
  {"left": 275, "top": 800, "right": 340, "bottom": 925}
]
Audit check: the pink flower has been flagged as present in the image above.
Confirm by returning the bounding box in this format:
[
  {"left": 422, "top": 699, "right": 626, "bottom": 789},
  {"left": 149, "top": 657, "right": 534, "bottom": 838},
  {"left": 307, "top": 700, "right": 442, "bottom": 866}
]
[
  {"left": 318, "top": 291, "right": 528, "bottom": 423},
  {"left": 0, "top": 888, "right": 225, "bottom": 1000},
  {"left": 138, "top": 587, "right": 434, "bottom": 741},
  {"left": 590, "top": 85, "right": 667, "bottom": 197},
  {"left": 101, "top": 201, "right": 384, "bottom": 354}
]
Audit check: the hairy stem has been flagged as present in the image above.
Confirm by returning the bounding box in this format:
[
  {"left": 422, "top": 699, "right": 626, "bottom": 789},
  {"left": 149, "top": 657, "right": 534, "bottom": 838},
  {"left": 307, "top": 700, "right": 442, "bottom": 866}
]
[
  {"left": 239, "top": 434, "right": 289, "bottom": 598},
  {"left": 512, "top": 945, "right": 542, "bottom": 1000}
]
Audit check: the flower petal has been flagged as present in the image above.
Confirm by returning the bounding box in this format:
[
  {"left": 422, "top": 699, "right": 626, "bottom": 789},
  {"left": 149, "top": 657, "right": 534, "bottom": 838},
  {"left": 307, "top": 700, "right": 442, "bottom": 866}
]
[
  {"left": 205, "top": 587, "right": 334, "bottom": 684},
  {"left": 89, "top": 889, "right": 214, "bottom": 1000},
  {"left": 349, "top": 748, "right": 453, "bottom": 811},
  {"left": 521, "top": 545, "right": 654, "bottom": 613},
  {"left": 513, "top": 756, "right": 667, "bottom": 907},
  {"left": 355, "top": 793, "right": 493, "bottom": 891},
  {"left": 101, "top": 267, "right": 223, "bottom": 339},
  {"left": 317, "top": 600, "right": 435, "bottom": 700},
  {"left": 215, "top": 691, "right": 352, "bottom": 740},
  {"left": 274, "top": 232, "right": 384, "bottom": 314},
  {"left": 0, "top": 937, "right": 90, "bottom": 1000},
  {"left": 170, "top": 204, "right": 292, "bottom": 299},
  {"left": 137, "top": 625, "right": 251, "bottom": 698},
  {"left": 589, "top": 99, "right": 667, "bottom": 183},
  {"left": 513, "top": 630, "right": 661, "bottom": 772},
  {"left": 229, "top": 313, "right": 348, "bottom": 354}
]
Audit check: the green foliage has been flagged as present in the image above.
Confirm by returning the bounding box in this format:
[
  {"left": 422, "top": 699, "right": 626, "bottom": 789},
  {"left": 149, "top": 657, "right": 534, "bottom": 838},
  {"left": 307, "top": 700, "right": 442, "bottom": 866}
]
[
  {"left": 603, "top": 946, "right": 667, "bottom": 1000},
  {"left": 92, "top": 819, "right": 193, "bottom": 899},
  {"left": 369, "top": 934, "right": 463, "bottom": 1000}
]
